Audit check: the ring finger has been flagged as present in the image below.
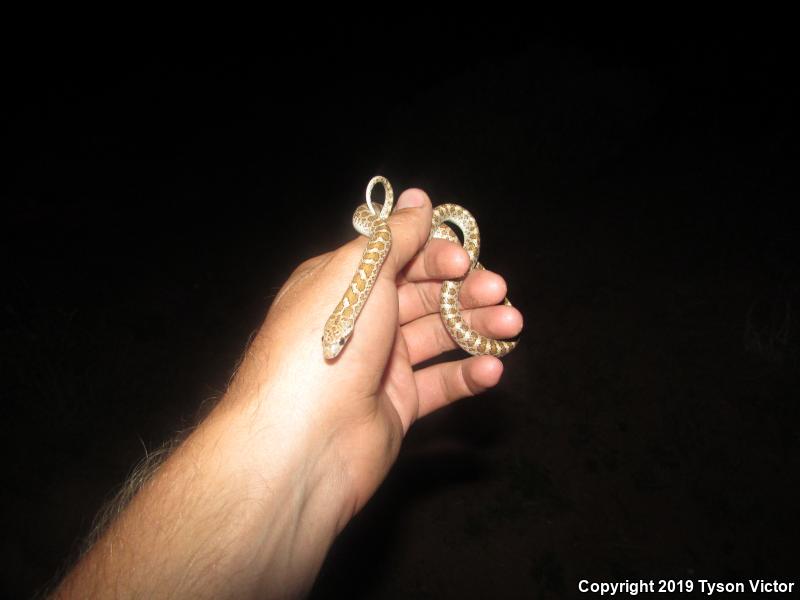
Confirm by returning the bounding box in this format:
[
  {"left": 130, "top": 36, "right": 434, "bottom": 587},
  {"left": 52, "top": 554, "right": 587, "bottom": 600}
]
[{"left": 402, "top": 303, "right": 523, "bottom": 365}]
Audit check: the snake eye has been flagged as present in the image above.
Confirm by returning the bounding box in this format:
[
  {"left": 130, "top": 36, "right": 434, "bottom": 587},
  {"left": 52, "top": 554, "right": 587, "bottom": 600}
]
[{"left": 339, "top": 337, "right": 345, "bottom": 345}]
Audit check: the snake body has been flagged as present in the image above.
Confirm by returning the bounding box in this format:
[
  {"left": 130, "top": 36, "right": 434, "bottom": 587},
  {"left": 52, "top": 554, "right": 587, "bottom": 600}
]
[{"left": 322, "top": 176, "right": 518, "bottom": 359}]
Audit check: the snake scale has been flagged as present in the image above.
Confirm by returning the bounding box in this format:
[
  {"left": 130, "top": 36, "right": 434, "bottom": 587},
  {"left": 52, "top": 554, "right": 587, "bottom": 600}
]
[{"left": 322, "top": 175, "right": 518, "bottom": 360}]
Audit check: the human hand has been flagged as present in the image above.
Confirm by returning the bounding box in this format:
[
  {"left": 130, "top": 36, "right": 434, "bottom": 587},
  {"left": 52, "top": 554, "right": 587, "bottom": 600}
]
[{"left": 234, "top": 186, "right": 524, "bottom": 520}]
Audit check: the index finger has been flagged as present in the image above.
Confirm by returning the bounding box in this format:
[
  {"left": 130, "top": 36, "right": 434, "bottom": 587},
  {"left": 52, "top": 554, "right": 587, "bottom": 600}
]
[{"left": 397, "top": 238, "right": 470, "bottom": 284}]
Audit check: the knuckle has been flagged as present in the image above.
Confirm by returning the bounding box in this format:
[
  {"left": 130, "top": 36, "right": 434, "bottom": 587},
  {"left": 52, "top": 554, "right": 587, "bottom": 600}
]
[
  {"left": 437, "top": 365, "right": 453, "bottom": 399},
  {"left": 336, "top": 238, "right": 366, "bottom": 264},
  {"left": 294, "top": 255, "right": 324, "bottom": 274},
  {"left": 456, "top": 361, "right": 478, "bottom": 397},
  {"left": 463, "top": 367, "right": 482, "bottom": 396},
  {"left": 416, "top": 283, "right": 437, "bottom": 315},
  {"left": 436, "top": 319, "right": 456, "bottom": 352}
]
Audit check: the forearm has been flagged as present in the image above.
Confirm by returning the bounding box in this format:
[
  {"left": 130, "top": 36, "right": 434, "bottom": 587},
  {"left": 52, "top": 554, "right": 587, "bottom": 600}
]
[{"left": 56, "top": 338, "right": 351, "bottom": 599}]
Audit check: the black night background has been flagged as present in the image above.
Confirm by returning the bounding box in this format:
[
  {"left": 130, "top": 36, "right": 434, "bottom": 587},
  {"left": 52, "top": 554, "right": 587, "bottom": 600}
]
[{"left": 2, "top": 20, "right": 797, "bottom": 598}]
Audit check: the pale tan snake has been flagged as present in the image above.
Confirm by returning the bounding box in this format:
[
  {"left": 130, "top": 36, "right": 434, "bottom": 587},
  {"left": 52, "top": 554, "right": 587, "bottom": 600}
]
[{"left": 322, "top": 176, "right": 518, "bottom": 359}]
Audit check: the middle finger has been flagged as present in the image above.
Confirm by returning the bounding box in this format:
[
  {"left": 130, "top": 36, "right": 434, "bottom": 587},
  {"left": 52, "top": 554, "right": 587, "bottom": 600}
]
[{"left": 398, "top": 268, "right": 508, "bottom": 325}]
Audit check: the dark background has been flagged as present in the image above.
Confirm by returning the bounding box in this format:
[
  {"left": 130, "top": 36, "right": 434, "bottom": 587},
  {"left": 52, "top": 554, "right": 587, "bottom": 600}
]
[{"left": 2, "top": 20, "right": 798, "bottom": 598}]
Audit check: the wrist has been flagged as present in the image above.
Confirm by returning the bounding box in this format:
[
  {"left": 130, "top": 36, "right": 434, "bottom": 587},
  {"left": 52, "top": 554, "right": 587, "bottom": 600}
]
[
  {"left": 202, "top": 387, "right": 355, "bottom": 589},
  {"left": 217, "top": 335, "right": 366, "bottom": 535}
]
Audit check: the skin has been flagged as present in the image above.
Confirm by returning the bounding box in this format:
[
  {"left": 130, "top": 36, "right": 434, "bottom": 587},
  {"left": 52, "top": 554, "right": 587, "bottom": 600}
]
[{"left": 54, "top": 187, "right": 524, "bottom": 599}]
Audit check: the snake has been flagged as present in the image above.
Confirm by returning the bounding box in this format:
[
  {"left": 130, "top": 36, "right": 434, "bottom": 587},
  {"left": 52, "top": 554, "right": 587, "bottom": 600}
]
[{"left": 322, "top": 175, "right": 518, "bottom": 360}]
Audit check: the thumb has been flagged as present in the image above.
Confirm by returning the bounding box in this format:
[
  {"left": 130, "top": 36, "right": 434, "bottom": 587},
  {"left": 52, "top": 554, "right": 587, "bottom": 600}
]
[{"left": 382, "top": 188, "right": 433, "bottom": 279}]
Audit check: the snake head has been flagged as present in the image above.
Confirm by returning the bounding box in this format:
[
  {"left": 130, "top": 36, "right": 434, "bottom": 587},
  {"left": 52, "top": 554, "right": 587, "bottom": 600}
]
[{"left": 322, "top": 319, "right": 354, "bottom": 360}]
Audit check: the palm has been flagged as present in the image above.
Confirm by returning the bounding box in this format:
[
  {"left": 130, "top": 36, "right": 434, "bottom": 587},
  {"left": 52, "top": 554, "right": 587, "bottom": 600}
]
[{"left": 378, "top": 322, "right": 419, "bottom": 433}]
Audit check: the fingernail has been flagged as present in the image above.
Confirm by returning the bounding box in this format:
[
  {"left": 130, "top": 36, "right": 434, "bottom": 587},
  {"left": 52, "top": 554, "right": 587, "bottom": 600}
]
[{"left": 396, "top": 189, "right": 427, "bottom": 209}]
